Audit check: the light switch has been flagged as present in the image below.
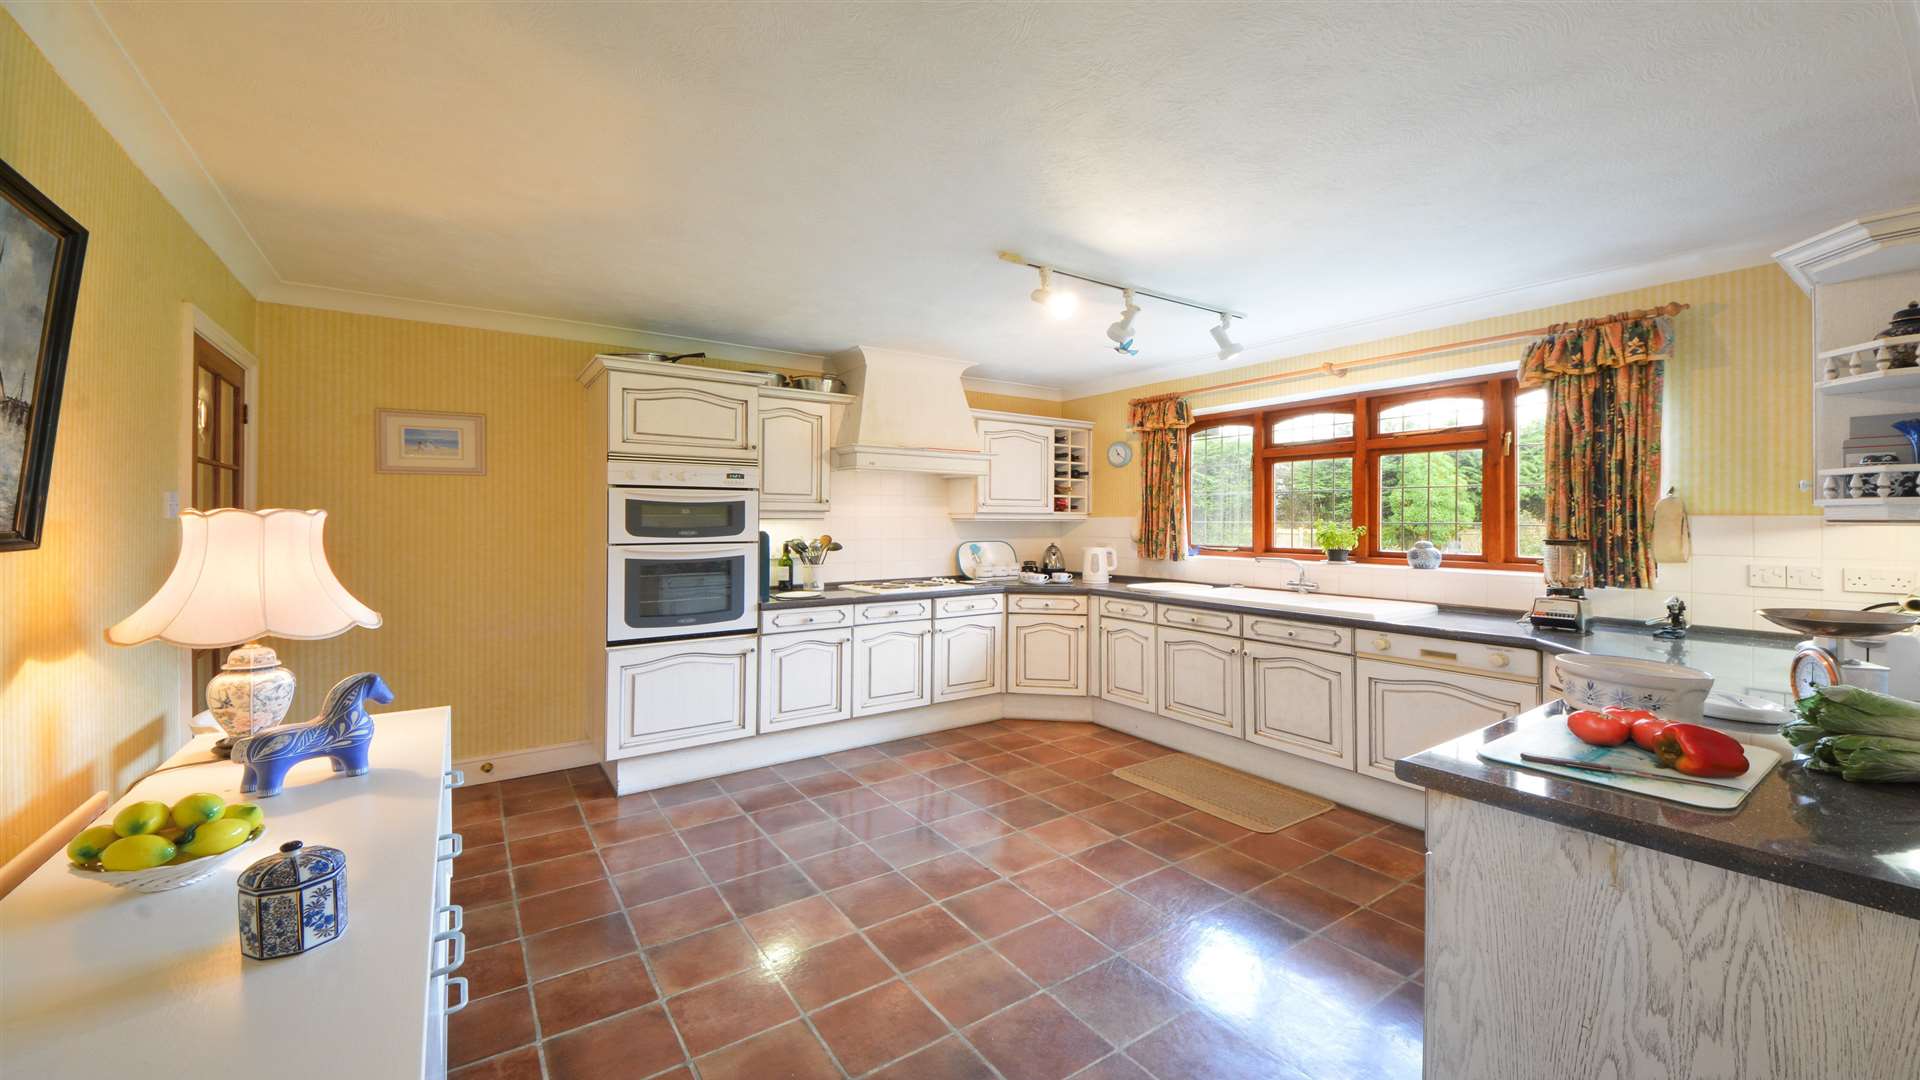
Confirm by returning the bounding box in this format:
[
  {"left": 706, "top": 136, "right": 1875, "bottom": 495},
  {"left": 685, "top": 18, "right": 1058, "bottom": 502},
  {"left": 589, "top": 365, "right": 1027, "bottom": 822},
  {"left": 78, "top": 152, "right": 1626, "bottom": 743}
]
[{"left": 162, "top": 490, "right": 181, "bottom": 518}]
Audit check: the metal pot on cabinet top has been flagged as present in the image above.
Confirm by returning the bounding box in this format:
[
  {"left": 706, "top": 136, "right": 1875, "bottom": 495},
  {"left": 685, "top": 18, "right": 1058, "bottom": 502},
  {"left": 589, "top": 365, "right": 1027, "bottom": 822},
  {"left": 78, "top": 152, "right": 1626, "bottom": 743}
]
[{"left": 237, "top": 840, "right": 347, "bottom": 960}]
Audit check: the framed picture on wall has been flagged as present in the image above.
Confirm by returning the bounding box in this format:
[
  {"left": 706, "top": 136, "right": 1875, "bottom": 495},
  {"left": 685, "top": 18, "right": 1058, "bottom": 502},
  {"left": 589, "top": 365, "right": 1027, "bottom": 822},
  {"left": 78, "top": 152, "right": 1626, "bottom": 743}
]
[
  {"left": 375, "top": 409, "right": 487, "bottom": 476},
  {"left": 1, "top": 157, "right": 89, "bottom": 552}
]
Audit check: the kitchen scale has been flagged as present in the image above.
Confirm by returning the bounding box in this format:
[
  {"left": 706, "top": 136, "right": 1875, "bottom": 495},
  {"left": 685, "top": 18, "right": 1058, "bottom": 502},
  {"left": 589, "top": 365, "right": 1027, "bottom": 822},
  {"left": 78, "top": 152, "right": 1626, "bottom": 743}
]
[
  {"left": 1758, "top": 608, "right": 1920, "bottom": 698},
  {"left": 1528, "top": 538, "right": 1591, "bottom": 633}
]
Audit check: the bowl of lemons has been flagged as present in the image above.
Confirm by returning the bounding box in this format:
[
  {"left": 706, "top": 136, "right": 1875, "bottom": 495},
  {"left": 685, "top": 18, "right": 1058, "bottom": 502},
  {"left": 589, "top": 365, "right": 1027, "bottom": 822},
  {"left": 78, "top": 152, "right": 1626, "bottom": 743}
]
[{"left": 66, "top": 793, "right": 266, "bottom": 892}]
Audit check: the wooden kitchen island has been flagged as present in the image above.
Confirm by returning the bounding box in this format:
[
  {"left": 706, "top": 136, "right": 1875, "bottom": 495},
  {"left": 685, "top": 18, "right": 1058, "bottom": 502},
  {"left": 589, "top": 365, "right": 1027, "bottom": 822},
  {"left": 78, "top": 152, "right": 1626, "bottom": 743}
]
[{"left": 1397, "top": 702, "right": 1920, "bottom": 1080}]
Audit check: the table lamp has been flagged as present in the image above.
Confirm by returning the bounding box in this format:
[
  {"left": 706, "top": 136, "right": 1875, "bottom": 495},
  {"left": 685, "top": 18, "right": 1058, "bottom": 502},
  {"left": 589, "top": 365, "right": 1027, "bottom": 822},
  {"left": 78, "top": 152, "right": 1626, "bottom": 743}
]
[{"left": 106, "top": 508, "right": 382, "bottom": 748}]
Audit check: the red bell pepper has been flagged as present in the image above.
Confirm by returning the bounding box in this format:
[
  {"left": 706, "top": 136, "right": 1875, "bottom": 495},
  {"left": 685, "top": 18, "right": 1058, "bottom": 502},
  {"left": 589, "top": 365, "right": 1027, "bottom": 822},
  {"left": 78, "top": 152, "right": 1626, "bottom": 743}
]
[
  {"left": 1629, "top": 717, "right": 1671, "bottom": 753},
  {"left": 1567, "top": 709, "right": 1632, "bottom": 747},
  {"left": 1651, "top": 723, "right": 1750, "bottom": 778}
]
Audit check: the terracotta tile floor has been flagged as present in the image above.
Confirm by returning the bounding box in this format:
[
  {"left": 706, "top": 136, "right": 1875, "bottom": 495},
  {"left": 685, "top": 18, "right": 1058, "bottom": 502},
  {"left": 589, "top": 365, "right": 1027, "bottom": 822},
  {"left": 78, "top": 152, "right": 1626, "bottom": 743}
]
[{"left": 448, "top": 720, "right": 1425, "bottom": 1080}]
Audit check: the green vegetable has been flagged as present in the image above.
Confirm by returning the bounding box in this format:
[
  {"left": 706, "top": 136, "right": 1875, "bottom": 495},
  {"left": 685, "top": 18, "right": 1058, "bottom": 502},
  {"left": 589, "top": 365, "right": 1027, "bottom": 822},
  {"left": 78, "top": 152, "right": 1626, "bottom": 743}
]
[
  {"left": 1796, "top": 695, "right": 1920, "bottom": 740},
  {"left": 1816, "top": 733, "right": 1920, "bottom": 755},
  {"left": 1815, "top": 685, "right": 1920, "bottom": 719},
  {"left": 1834, "top": 748, "right": 1920, "bottom": 784},
  {"left": 1780, "top": 722, "right": 1826, "bottom": 748}
]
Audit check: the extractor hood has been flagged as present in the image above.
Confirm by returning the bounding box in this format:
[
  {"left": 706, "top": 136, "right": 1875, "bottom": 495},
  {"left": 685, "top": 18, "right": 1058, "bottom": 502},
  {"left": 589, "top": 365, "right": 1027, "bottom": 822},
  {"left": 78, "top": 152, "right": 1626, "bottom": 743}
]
[{"left": 829, "top": 347, "right": 989, "bottom": 476}]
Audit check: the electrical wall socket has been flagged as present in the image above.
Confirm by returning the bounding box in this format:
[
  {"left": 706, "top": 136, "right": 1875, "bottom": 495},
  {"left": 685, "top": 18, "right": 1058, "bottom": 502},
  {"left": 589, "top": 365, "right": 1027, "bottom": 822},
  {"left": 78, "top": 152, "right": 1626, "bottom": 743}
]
[
  {"left": 1746, "top": 563, "right": 1786, "bottom": 589},
  {"left": 1842, "top": 567, "right": 1917, "bottom": 594},
  {"left": 1786, "top": 565, "right": 1824, "bottom": 591}
]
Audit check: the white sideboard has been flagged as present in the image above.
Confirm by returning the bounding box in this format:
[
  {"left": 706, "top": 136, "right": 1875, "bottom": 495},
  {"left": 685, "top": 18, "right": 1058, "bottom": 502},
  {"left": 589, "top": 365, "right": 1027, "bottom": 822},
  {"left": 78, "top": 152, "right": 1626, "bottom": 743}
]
[{"left": 0, "top": 706, "right": 461, "bottom": 1079}]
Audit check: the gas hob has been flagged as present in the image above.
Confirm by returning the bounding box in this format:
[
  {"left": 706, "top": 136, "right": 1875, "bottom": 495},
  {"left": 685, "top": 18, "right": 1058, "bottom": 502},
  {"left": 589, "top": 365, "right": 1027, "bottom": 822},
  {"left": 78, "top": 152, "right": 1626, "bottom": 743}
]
[{"left": 840, "top": 578, "right": 980, "bottom": 594}]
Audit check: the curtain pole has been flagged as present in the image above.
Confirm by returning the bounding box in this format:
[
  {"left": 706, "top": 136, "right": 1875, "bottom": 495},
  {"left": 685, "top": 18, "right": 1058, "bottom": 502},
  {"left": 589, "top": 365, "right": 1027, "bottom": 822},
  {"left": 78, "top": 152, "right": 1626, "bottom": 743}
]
[{"left": 1180, "top": 301, "right": 1688, "bottom": 401}]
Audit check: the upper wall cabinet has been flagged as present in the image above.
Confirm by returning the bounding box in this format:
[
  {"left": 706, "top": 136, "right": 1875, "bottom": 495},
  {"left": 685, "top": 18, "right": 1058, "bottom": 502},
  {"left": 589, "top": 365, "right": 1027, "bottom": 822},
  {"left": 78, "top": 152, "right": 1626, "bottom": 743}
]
[
  {"left": 578, "top": 358, "right": 775, "bottom": 463},
  {"left": 759, "top": 386, "right": 852, "bottom": 517},
  {"left": 949, "top": 410, "right": 1094, "bottom": 520}
]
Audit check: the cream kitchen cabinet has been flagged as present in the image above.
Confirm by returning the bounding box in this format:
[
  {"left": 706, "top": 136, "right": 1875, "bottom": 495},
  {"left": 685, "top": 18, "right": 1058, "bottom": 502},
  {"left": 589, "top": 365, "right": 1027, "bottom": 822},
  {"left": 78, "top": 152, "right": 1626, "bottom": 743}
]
[
  {"left": 757, "top": 398, "right": 833, "bottom": 516},
  {"left": 933, "top": 613, "right": 1003, "bottom": 702},
  {"left": 1356, "top": 658, "right": 1540, "bottom": 788},
  {"left": 853, "top": 621, "right": 934, "bottom": 716},
  {"left": 974, "top": 419, "right": 1054, "bottom": 513},
  {"left": 1157, "top": 627, "right": 1243, "bottom": 737},
  {"left": 760, "top": 628, "right": 854, "bottom": 732},
  {"left": 1006, "top": 613, "right": 1087, "bottom": 695},
  {"left": 1244, "top": 641, "right": 1354, "bottom": 768},
  {"left": 1095, "top": 617, "right": 1156, "bottom": 713},
  {"left": 605, "top": 370, "right": 759, "bottom": 462},
  {"left": 606, "top": 636, "right": 758, "bottom": 758}
]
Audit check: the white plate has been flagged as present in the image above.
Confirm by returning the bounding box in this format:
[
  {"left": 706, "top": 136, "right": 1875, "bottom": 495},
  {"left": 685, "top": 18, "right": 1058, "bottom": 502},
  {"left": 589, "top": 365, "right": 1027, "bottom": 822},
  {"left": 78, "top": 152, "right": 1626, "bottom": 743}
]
[
  {"left": 956, "top": 541, "right": 1019, "bottom": 580},
  {"left": 1703, "top": 691, "right": 1794, "bottom": 725}
]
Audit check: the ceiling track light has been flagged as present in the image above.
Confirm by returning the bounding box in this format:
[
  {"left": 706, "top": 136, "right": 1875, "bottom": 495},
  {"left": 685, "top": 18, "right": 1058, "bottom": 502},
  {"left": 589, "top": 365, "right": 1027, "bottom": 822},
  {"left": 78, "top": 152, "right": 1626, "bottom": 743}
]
[
  {"left": 999, "top": 251, "right": 1244, "bottom": 360},
  {"left": 1029, "top": 266, "right": 1079, "bottom": 320},
  {"left": 1210, "top": 312, "right": 1243, "bottom": 362},
  {"left": 1107, "top": 289, "right": 1140, "bottom": 356}
]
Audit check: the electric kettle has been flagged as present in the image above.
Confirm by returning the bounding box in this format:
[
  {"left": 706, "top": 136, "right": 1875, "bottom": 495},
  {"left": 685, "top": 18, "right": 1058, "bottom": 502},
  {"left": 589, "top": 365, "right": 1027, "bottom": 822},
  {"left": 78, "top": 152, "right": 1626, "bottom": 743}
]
[{"left": 1082, "top": 547, "right": 1118, "bottom": 583}]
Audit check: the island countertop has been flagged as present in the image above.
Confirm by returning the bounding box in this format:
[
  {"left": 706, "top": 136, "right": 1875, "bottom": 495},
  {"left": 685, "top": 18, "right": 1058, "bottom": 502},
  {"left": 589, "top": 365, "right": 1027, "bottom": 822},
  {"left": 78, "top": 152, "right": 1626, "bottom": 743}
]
[{"left": 1395, "top": 701, "right": 1920, "bottom": 920}]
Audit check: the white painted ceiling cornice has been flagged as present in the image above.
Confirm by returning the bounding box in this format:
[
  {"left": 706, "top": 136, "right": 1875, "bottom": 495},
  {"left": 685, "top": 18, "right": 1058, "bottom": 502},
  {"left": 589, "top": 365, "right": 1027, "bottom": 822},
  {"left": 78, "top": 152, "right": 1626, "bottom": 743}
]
[{"left": 11, "top": 1, "right": 1919, "bottom": 390}]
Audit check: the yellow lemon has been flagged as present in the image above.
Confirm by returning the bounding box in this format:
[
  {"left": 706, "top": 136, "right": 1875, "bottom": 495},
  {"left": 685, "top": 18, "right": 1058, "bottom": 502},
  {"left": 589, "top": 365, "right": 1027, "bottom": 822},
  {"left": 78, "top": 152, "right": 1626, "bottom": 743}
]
[
  {"left": 67, "top": 825, "right": 119, "bottom": 865},
  {"left": 112, "top": 801, "right": 170, "bottom": 838},
  {"left": 101, "top": 834, "right": 176, "bottom": 871},
  {"left": 170, "top": 793, "right": 225, "bottom": 829},
  {"left": 182, "top": 817, "right": 252, "bottom": 857},
  {"left": 222, "top": 803, "right": 265, "bottom": 830}
]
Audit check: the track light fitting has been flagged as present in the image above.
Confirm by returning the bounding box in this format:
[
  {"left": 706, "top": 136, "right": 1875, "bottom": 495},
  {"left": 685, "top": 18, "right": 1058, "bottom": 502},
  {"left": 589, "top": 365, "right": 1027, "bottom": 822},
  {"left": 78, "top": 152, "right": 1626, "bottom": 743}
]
[
  {"left": 1029, "top": 267, "right": 1078, "bottom": 320},
  {"left": 1106, "top": 289, "right": 1140, "bottom": 356},
  {"left": 1210, "top": 312, "right": 1243, "bottom": 362}
]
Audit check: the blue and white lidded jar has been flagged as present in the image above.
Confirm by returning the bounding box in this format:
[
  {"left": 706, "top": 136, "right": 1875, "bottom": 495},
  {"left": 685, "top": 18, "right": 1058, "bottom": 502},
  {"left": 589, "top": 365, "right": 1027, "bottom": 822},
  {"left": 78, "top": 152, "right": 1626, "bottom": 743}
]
[
  {"left": 237, "top": 840, "right": 348, "bottom": 960},
  {"left": 1406, "top": 540, "right": 1444, "bottom": 570}
]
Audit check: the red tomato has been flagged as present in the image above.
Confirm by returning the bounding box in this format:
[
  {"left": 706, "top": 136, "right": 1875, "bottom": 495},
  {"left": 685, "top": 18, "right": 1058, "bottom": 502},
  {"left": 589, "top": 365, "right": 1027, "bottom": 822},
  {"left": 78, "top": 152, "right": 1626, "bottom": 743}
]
[
  {"left": 1567, "top": 709, "right": 1633, "bottom": 747},
  {"left": 1629, "top": 717, "right": 1671, "bottom": 753},
  {"left": 1604, "top": 707, "right": 1662, "bottom": 724}
]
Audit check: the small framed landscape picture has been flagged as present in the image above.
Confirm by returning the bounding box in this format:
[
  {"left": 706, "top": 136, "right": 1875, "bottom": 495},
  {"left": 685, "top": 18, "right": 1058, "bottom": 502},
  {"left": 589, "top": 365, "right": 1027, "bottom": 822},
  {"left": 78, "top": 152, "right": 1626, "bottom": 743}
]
[{"left": 375, "top": 409, "right": 486, "bottom": 476}]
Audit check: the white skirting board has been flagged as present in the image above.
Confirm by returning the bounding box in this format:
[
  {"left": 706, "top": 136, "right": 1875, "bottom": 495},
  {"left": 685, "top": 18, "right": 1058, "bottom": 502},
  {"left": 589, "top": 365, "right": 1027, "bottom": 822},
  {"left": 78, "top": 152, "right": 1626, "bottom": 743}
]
[
  {"left": 1091, "top": 699, "right": 1425, "bottom": 827},
  {"left": 454, "top": 740, "right": 600, "bottom": 787}
]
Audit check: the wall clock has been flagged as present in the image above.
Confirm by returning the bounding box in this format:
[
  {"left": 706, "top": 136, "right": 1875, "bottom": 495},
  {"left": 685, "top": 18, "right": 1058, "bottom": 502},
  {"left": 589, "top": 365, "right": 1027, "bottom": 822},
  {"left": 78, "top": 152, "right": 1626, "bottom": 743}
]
[{"left": 1106, "top": 441, "right": 1133, "bottom": 467}]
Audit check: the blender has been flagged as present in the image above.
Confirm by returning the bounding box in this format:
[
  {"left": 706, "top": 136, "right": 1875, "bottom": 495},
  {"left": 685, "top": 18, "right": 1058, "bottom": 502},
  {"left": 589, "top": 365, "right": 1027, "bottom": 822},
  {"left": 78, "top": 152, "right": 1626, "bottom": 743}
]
[{"left": 1529, "top": 538, "right": 1592, "bottom": 633}]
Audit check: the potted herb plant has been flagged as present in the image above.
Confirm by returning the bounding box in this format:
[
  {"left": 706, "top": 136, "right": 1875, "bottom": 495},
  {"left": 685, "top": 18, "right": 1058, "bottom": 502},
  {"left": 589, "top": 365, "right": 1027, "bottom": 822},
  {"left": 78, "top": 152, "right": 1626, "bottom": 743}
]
[{"left": 1314, "top": 522, "right": 1366, "bottom": 562}]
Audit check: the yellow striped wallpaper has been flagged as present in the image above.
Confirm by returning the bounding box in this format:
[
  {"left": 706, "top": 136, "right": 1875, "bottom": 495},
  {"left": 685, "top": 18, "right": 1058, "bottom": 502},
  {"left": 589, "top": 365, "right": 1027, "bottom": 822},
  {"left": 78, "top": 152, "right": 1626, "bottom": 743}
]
[
  {"left": 1, "top": 14, "right": 258, "bottom": 862},
  {"left": 1063, "top": 263, "right": 1812, "bottom": 518}
]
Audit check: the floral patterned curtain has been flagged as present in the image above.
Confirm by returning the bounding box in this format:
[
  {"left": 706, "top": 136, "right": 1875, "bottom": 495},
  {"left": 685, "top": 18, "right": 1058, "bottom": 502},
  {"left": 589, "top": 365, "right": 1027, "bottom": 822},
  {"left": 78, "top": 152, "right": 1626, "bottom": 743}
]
[
  {"left": 1519, "top": 314, "right": 1673, "bottom": 588},
  {"left": 1128, "top": 393, "right": 1194, "bottom": 561}
]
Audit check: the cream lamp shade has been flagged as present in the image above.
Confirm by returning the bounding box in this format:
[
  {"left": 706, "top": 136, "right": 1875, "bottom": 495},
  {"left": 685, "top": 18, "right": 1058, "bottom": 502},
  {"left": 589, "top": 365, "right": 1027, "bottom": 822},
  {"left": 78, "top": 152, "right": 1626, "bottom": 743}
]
[
  {"left": 107, "top": 508, "right": 381, "bottom": 648},
  {"left": 107, "top": 509, "right": 381, "bottom": 743}
]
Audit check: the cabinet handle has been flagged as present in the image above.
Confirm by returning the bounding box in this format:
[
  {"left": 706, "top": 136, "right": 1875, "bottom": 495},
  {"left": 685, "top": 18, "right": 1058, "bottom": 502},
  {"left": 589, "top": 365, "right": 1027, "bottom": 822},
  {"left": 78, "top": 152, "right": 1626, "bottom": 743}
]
[
  {"left": 1374, "top": 637, "right": 1391, "bottom": 650},
  {"left": 431, "top": 928, "right": 467, "bottom": 978},
  {"left": 1418, "top": 648, "right": 1459, "bottom": 661},
  {"left": 445, "top": 976, "right": 470, "bottom": 1015},
  {"left": 1488, "top": 652, "right": 1511, "bottom": 668},
  {"left": 438, "top": 832, "right": 463, "bottom": 861},
  {"left": 439, "top": 903, "right": 464, "bottom": 934},
  {"left": 445, "top": 769, "right": 465, "bottom": 789}
]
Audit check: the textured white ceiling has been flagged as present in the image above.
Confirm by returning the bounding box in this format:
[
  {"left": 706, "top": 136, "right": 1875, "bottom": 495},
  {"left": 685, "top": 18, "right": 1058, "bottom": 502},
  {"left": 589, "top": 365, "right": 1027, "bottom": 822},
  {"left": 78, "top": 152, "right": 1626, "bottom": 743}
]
[{"left": 90, "top": 1, "right": 1920, "bottom": 389}]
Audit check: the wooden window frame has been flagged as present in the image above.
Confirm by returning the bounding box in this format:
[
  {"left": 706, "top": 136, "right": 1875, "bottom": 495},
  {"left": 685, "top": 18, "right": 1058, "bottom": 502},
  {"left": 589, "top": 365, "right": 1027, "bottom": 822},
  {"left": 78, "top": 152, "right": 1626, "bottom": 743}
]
[{"left": 1185, "top": 373, "right": 1544, "bottom": 570}]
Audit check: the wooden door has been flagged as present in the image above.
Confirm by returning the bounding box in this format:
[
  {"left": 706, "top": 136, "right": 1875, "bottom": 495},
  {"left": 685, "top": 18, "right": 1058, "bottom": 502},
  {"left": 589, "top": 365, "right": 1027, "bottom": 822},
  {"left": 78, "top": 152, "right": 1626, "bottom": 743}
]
[
  {"left": 1157, "top": 627, "right": 1242, "bottom": 736},
  {"left": 1245, "top": 642, "right": 1355, "bottom": 767},
  {"left": 760, "top": 629, "right": 853, "bottom": 731},
  {"left": 976, "top": 422, "right": 1052, "bottom": 512},
  {"left": 609, "top": 372, "right": 757, "bottom": 460},
  {"left": 933, "top": 614, "right": 1002, "bottom": 702},
  {"left": 1006, "top": 614, "right": 1086, "bottom": 695},
  {"left": 607, "top": 638, "right": 758, "bottom": 758},
  {"left": 1096, "top": 618, "right": 1156, "bottom": 713},
  {"left": 853, "top": 623, "right": 933, "bottom": 716},
  {"left": 1356, "top": 659, "right": 1540, "bottom": 787},
  {"left": 190, "top": 335, "right": 248, "bottom": 703},
  {"left": 758, "top": 400, "right": 831, "bottom": 515}
]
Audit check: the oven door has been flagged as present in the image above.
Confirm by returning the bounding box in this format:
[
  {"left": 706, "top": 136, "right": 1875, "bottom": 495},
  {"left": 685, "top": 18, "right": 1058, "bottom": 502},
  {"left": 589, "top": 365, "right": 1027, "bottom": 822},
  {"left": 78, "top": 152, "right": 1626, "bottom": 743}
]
[
  {"left": 606, "top": 543, "right": 760, "bottom": 641},
  {"left": 608, "top": 487, "right": 759, "bottom": 544}
]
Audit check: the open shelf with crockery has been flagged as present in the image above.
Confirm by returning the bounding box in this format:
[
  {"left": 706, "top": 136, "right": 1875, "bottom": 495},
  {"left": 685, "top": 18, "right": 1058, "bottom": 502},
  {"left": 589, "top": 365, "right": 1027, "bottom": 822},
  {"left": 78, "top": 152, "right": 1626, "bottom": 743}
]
[
  {"left": 1814, "top": 364, "right": 1920, "bottom": 397},
  {"left": 1816, "top": 332, "right": 1920, "bottom": 383}
]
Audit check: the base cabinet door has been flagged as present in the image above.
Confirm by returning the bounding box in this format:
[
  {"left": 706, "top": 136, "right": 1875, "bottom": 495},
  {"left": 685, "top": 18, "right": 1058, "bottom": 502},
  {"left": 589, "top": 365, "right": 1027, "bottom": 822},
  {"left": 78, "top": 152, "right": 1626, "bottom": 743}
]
[
  {"left": 934, "top": 614, "right": 1003, "bottom": 702},
  {"left": 853, "top": 622, "right": 933, "bottom": 716},
  {"left": 608, "top": 372, "right": 758, "bottom": 461},
  {"left": 607, "top": 637, "right": 757, "bottom": 757},
  {"left": 1096, "top": 618, "right": 1156, "bottom": 713},
  {"left": 760, "top": 628, "right": 853, "bottom": 732},
  {"left": 1157, "top": 627, "right": 1242, "bottom": 737},
  {"left": 1356, "top": 659, "right": 1541, "bottom": 787},
  {"left": 1245, "top": 642, "right": 1354, "bottom": 768},
  {"left": 758, "top": 399, "right": 831, "bottom": 515},
  {"left": 1007, "top": 614, "right": 1087, "bottom": 695}
]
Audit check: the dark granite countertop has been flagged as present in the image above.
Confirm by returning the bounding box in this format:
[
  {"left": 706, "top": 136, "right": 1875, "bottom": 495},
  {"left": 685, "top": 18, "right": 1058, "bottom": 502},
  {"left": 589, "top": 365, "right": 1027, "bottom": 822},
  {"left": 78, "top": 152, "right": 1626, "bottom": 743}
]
[
  {"left": 1395, "top": 701, "right": 1920, "bottom": 919},
  {"left": 764, "top": 575, "right": 1800, "bottom": 674}
]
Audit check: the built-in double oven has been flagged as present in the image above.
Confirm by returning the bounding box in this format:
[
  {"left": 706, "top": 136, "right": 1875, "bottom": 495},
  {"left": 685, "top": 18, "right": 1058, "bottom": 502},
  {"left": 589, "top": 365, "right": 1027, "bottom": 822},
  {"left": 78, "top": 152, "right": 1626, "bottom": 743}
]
[{"left": 605, "top": 460, "right": 760, "bottom": 642}]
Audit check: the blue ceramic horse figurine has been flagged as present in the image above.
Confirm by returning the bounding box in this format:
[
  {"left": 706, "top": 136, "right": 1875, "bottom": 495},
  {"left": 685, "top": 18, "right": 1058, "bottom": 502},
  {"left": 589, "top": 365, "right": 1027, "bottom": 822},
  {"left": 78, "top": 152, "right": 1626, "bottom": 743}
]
[{"left": 233, "top": 673, "right": 393, "bottom": 797}]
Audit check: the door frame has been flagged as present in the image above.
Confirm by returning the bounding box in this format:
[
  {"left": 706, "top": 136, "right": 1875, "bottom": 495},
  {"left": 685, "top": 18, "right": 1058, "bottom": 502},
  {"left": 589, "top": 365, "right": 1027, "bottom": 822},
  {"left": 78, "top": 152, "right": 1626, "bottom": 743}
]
[{"left": 175, "top": 304, "right": 261, "bottom": 723}]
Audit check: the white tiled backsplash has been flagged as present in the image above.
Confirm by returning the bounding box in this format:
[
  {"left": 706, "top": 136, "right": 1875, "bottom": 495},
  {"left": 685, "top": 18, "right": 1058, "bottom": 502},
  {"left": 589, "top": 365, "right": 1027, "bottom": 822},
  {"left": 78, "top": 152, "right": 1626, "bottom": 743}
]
[
  {"left": 1057, "top": 516, "right": 1920, "bottom": 632},
  {"left": 763, "top": 471, "right": 1058, "bottom": 584}
]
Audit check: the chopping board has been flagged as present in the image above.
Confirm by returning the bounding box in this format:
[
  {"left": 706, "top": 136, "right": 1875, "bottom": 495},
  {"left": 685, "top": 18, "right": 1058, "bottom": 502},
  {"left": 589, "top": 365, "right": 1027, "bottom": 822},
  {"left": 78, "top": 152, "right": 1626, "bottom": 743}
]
[{"left": 1478, "top": 721, "right": 1780, "bottom": 810}]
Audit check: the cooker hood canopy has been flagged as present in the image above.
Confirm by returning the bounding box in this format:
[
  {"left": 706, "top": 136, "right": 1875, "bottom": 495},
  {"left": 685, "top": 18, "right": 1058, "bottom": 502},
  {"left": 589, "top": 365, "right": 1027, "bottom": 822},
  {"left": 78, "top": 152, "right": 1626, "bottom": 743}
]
[{"left": 829, "top": 347, "right": 990, "bottom": 476}]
